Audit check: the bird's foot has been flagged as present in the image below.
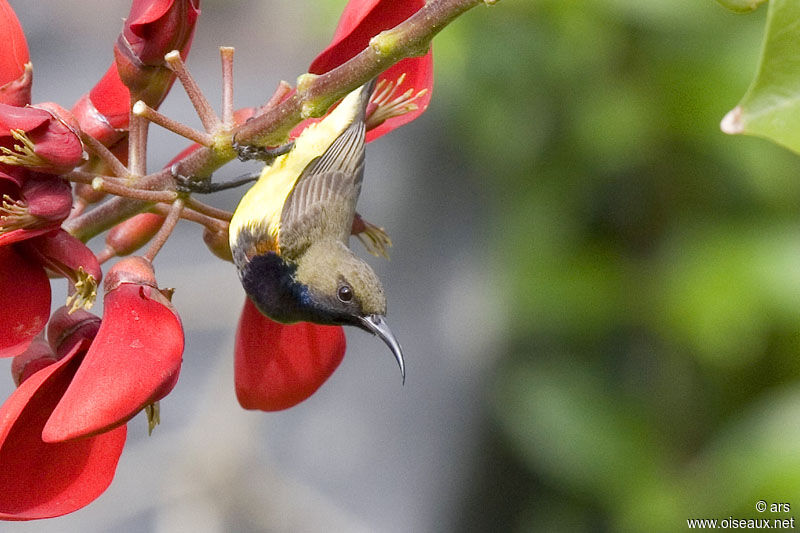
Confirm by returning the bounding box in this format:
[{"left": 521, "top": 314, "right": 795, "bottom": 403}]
[
  {"left": 172, "top": 165, "right": 259, "bottom": 194},
  {"left": 234, "top": 141, "right": 294, "bottom": 163}
]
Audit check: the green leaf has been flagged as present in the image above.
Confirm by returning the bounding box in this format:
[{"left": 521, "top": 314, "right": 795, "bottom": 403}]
[
  {"left": 721, "top": 0, "right": 800, "bottom": 153},
  {"left": 715, "top": 0, "right": 767, "bottom": 13}
]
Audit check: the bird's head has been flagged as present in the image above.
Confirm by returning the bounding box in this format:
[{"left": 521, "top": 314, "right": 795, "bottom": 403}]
[{"left": 295, "top": 239, "right": 404, "bottom": 381}]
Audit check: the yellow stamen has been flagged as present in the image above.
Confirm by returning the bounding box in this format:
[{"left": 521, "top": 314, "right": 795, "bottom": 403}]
[
  {"left": 66, "top": 267, "right": 98, "bottom": 313},
  {"left": 366, "top": 74, "right": 427, "bottom": 130},
  {"left": 0, "top": 129, "right": 48, "bottom": 168},
  {"left": 0, "top": 194, "right": 36, "bottom": 233}
]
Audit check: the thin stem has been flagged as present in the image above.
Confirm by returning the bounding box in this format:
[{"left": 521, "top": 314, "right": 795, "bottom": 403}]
[
  {"left": 64, "top": 170, "right": 128, "bottom": 187},
  {"left": 165, "top": 50, "right": 222, "bottom": 133},
  {"left": 220, "top": 47, "right": 235, "bottom": 127},
  {"left": 92, "top": 177, "right": 178, "bottom": 204},
  {"left": 80, "top": 133, "right": 130, "bottom": 178},
  {"left": 143, "top": 198, "right": 184, "bottom": 262},
  {"left": 150, "top": 203, "right": 228, "bottom": 232},
  {"left": 133, "top": 101, "right": 214, "bottom": 147},
  {"left": 185, "top": 197, "right": 234, "bottom": 221},
  {"left": 128, "top": 112, "right": 149, "bottom": 177},
  {"left": 256, "top": 80, "right": 293, "bottom": 116},
  {"left": 96, "top": 246, "right": 116, "bottom": 265}
]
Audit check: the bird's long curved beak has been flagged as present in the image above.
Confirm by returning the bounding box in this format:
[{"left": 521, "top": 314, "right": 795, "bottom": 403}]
[{"left": 358, "top": 314, "right": 405, "bottom": 384}]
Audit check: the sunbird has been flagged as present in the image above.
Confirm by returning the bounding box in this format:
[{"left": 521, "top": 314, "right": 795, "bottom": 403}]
[{"left": 228, "top": 80, "right": 405, "bottom": 381}]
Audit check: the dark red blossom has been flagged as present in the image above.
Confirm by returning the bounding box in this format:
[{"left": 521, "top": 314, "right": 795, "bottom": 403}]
[
  {"left": 0, "top": 313, "right": 126, "bottom": 520},
  {"left": 235, "top": 299, "right": 346, "bottom": 411},
  {"left": 0, "top": 174, "right": 72, "bottom": 246},
  {"left": 0, "top": 103, "right": 84, "bottom": 175},
  {"left": 43, "top": 257, "right": 184, "bottom": 442},
  {"left": 0, "top": 0, "right": 31, "bottom": 107},
  {"left": 26, "top": 230, "right": 101, "bottom": 282}
]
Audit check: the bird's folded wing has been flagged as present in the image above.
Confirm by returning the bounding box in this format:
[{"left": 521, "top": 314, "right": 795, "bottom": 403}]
[{"left": 279, "top": 122, "right": 366, "bottom": 252}]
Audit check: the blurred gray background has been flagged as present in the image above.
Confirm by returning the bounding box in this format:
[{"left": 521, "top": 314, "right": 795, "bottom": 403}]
[{"left": 2, "top": 1, "right": 496, "bottom": 532}]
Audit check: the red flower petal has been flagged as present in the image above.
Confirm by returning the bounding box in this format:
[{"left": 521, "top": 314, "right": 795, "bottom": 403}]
[
  {"left": 235, "top": 298, "right": 346, "bottom": 411},
  {"left": 308, "top": 0, "right": 432, "bottom": 142},
  {"left": 0, "top": 246, "right": 50, "bottom": 358},
  {"left": 25, "top": 229, "right": 102, "bottom": 284},
  {"left": 75, "top": 65, "right": 130, "bottom": 147},
  {"left": 43, "top": 258, "right": 184, "bottom": 441},
  {"left": 0, "top": 102, "right": 49, "bottom": 132},
  {"left": 363, "top": 56, "right": 432, "bottom": 142},
  {"left": 10, "top": 339, "right": 57, "bottom": 387},
  {"left": 0, "top": 343, "right": 126, "bottom": 520},
  {"left": 0, "top": 103, "right": 84, "bottom": 174},
  {"left": 20, "top": 174, "right": 72, "bottom": 224},
  {"left": 0, "top": 0, "right": 29, "bottom": 89},
  {"left": 0, "top": 176, "right": 72, "bottom": 247},
  {"left": 46, "top": 306, "right": 101, "bottom": 359},
  {"left": 310, "top": 0, "right": 423, "bottom": 72}
]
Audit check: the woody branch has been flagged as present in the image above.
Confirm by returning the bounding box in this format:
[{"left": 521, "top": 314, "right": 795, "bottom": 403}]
[{"left": 62, "top": 0, "right": 499, "bottom": 242}]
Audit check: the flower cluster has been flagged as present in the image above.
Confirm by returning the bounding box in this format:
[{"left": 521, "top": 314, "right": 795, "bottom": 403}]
[{"left": 0, "top": 0, "right": 432, "bottom": 520}]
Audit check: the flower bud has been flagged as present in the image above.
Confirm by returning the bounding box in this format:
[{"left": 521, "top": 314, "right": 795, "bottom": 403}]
[
  {"left": 105, "top": 213, "right": 165, "bottom": 257},
  {"left": 203, "top": 225, "right": 233, "bottom": 262}
]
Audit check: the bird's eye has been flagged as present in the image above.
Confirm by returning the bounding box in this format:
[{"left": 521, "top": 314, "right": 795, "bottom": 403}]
[{"left": 337, "top": 284, "right": 353, "bottom": 303}]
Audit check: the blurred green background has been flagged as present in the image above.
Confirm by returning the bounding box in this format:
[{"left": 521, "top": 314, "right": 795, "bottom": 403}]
[{"left": 435, "top": 0, "right": 800, "bottom": 531}]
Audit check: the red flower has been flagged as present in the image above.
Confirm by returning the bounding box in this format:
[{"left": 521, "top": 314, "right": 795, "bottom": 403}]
[
  {"left": 235, "top": 299, "right": 346, "bottom": 411},
  {"left": 0, "top": 0, "right": 31, "bottom": 107},
  {"left": 308, "top": 0, "right": 432, "bottom": 142},
  {"left": 43, "top": 257, "right": 184, "bottom": 441},
  {"left": 0, "top": 103, "right": 84, "bottom": 175},
  {"left": 0, "top": 308, "right": 126, "bottom": 520},
  {"left": 0, "top": 173, "right": 72, "bottom": 246}
]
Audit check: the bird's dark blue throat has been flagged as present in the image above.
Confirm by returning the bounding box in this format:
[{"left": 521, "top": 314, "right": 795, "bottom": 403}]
[{"left": 240, "top": 252, "right": 352, "bottom": 326}]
